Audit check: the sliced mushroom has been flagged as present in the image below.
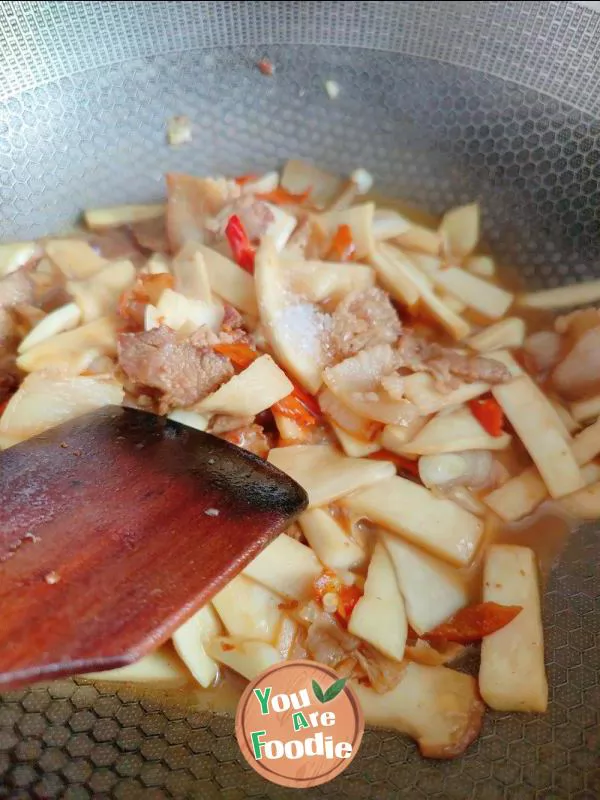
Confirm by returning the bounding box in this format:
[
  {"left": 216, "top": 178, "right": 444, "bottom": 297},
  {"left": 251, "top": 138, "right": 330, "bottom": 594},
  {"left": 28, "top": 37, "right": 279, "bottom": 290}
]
[{"left": 353, "top": 661, "right": 484, "bottom": 759}]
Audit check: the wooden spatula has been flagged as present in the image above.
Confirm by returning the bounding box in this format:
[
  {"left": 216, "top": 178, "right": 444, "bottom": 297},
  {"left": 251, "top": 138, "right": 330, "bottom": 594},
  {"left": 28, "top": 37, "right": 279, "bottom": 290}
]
[{"left": 0, "top": 406, "right": 308, "bottom": 691}]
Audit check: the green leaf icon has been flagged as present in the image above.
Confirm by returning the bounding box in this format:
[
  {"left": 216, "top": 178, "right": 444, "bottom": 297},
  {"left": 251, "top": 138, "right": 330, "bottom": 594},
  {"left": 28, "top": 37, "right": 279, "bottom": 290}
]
[
  {"left": 312, "top": 679, "right": 325, "bottom": 703},
  {"left": 323, "top": 677, "right": 347, "bottom": 702},
  {"left": 312, "top": 677, "right": 347, "bottom": 703}
]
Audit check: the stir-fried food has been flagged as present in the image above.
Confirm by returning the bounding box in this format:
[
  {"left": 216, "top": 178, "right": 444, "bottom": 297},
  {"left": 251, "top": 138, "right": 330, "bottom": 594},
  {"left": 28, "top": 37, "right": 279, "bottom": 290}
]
[{"left": 2, "top": 161, "right": 599, "bottom": 758}]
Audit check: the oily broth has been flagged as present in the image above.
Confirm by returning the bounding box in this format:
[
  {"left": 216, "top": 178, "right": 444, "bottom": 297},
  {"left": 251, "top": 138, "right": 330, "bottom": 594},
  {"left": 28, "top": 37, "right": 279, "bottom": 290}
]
[
  {"left": 171, "top": 668, "right": 246, "bottom": 714},
  {"left": 459, "top": 507, "right": 574, "bottom": 606},
  {"left": 494, "top": 505, "right": 576, "bottom": 584},
  {"left": 87, "top": 665, "right": 247, "bottom": 716}
]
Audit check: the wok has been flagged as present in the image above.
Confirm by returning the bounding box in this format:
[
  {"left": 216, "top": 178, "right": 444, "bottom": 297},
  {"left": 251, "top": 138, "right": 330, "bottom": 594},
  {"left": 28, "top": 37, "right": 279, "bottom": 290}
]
[{"left": 0, "top": 2, "right": 598, "bottom": 797}]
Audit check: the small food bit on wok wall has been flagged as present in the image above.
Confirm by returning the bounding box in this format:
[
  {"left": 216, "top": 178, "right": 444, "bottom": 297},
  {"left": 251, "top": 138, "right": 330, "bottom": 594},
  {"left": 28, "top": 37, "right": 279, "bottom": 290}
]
[{"left": 5, "top": 160, "right": 600, "bottom": 758}]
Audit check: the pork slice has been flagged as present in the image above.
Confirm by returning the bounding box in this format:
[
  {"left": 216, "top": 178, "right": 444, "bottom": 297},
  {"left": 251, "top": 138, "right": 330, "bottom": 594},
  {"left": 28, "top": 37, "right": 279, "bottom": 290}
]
[
  {"left": 187, "top": 326, "right": 220, "bottom": 349},
  {"left": 396, "top": 333, "right": 511, "bottom": 390},
  {"left": 207, "top": 195, "right": 275, "bottom": 242},
  {"left": 221, "top": 303, "right": 244, "bottom": 332},
  {"left": 395, "top": 333, "right": 430, "bottom": 372},
  {"left": 166, "top": 173, "right": 240, "bottom": 251},
  {"left": 420, "top": 359, "right": 462, "bottom": 392},
  {"left": 435, "top": 350, "right": 511, "bottom": 385},
  {"left": 218, "top": 303, "right": 250, "bottom": 344},
  {"left": 328, "top": 287, "right": 402, "bottom": 362},
  {"left": 118, "top": 325, "right": 234, "bottom": 414},
  {"left": 186, "top": 311, "right": 249, "bottom": 350},
  {"left": 233, "top": 196, "right": 275, "bottom": 242}
]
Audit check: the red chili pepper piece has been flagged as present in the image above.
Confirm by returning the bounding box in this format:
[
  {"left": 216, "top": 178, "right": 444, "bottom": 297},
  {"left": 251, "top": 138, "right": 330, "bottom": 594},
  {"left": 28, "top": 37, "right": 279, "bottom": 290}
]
[
  {"left": 406, "top": 624, "right": 419, "bottom": 642},
  {"left": 272, "top": 378, "right": 321, "bottom": 429},
  {"left": 423, "top": 601, "right": 523, "bottom": 644},
  {"left": 272, "top": 394, "right": 318, "bottom": 428},
  {"left": 213, "top": 342, "right": 259, "bottom": 370},
  {"left": 257, "top": 58, "right": 274, "bottom": 76},
  {"left": 290, "top": 382, "right": 321, "bottom": 418},
  {"left": 336, "top": 584, "right": 362, "bottom": 622},
  {"left": 233, "top": 173, "right": 258, "bottom": 186},
  {"left": 313, "top": 569, "right": 338, "bottom": 601},
  {"left": 313, "top": 569, "right": 362, "bottom": 625},
  {"left": 257, "top": 187, "right": 311, "bottom": 206},
  {"left": 326, "top": 224, "right": 356, "bottom": 262},
  {"left": 278, "top": 599, "right": 299, "bottom": 611},
  {"left": 469, "top": 395, "right": 505, "bottom": 437},
  {"left": 225, "top": 214, "right": 255, "bottom": 274}
]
